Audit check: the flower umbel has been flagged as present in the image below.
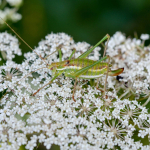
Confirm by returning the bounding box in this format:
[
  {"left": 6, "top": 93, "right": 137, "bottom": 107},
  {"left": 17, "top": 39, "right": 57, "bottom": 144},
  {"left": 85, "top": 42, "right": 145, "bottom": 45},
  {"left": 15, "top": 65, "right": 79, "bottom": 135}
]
[{"left": 0, "top": 32, "right": 150, "bottom": 150}]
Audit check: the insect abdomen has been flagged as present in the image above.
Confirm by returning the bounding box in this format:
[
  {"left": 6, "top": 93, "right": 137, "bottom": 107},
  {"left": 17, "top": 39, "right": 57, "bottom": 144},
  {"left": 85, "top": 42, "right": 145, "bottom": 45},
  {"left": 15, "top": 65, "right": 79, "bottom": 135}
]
[{"left": 57, "top": 58, "right": 108, "bottom": 79}]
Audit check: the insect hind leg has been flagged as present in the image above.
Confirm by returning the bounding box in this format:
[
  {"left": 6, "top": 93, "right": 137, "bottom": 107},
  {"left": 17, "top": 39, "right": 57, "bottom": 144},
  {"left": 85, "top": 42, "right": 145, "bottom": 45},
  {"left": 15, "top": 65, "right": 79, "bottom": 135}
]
[
  {"left": 102, "top": 56, "right": 110, "bottom": 97},
  {"left": 96, "top": 34, "right": 110, "bottom": 97}
]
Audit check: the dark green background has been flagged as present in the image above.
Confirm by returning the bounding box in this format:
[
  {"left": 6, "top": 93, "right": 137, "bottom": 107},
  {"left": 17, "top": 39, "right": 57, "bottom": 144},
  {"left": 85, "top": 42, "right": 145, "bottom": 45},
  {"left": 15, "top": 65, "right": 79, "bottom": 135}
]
[{"left": 1, "top": 0, "right": 150, "bottom": 63}]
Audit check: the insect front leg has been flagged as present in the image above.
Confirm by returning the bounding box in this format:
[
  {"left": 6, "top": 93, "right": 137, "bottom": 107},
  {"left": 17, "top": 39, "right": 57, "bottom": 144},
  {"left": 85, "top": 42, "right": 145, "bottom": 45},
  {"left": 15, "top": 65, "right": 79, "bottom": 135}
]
[
  {"left": 69, "top": 49, "right": 76, "bottom": 60},
  {"left": 59, "top": 49, "right": 62, "bottom": 62},
  {"left": 32, "top": 71, "right": 63, "bottom": 96},
  {"left": 59, "top": 48, "right": 76, "bottom": 61}
]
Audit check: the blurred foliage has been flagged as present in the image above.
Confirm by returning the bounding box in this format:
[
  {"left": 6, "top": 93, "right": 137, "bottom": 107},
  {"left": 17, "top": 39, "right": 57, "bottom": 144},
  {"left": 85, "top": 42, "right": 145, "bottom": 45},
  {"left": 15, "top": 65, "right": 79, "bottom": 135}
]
[{"left": 1, "top": 0, "right": 150, "bottom": 63}]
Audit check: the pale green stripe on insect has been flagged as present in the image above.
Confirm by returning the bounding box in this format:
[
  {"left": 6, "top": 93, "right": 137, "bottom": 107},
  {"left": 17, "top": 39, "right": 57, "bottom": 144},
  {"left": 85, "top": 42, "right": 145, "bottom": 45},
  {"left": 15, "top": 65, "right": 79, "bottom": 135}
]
[{"left": 57, "top": 65, "right": 107, "bottom": 72}]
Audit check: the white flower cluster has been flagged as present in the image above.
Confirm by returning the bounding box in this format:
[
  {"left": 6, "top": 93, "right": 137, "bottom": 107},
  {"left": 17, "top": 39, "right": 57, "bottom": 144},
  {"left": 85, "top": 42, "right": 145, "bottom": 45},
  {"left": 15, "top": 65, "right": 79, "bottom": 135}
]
[
  {"left": 0, "top": 0, "right": 22, "bottom": 25},
  {"left": 0, "top": 32, "right": 22, "bottom": 60},
  {"left": 0, "top": 32, "right": 150, "bottom": 150},
  {"left": 107, "top": 32, "right": 150, "bottom": 104},
  {"left": 6, "top": 0, "right": 22, "bottom": 7}
]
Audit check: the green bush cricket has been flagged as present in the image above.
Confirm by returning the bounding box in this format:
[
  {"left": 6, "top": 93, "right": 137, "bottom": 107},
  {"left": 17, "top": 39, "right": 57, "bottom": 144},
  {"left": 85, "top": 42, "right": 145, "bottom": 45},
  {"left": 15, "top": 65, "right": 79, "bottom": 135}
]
[{"left": 0, "top": 17, "right": 124, "bottom": 102}]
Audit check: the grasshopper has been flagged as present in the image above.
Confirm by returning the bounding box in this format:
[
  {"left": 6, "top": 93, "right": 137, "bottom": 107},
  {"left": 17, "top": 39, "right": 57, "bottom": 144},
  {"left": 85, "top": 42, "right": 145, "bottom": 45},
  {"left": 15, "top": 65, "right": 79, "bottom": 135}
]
[{"left": 0, "top": 17, "right": 124, "bottom": 101}]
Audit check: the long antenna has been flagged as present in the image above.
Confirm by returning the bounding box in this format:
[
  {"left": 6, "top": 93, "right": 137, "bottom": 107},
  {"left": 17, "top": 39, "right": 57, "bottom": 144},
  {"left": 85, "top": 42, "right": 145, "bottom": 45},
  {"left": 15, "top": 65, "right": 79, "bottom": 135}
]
[{"left": 0, "top": 17, "right": 48, "bottom": 66}]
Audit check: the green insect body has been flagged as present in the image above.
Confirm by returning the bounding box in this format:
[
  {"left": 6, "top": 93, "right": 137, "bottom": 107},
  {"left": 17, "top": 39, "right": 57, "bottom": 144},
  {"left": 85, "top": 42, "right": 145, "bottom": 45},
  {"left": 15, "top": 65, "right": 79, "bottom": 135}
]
[
  {"left": 0, "top": 17, "right": 124, "bottom": 102},
  {"left": 49, "top": 58, "right": 123, "bottom": 79}
]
